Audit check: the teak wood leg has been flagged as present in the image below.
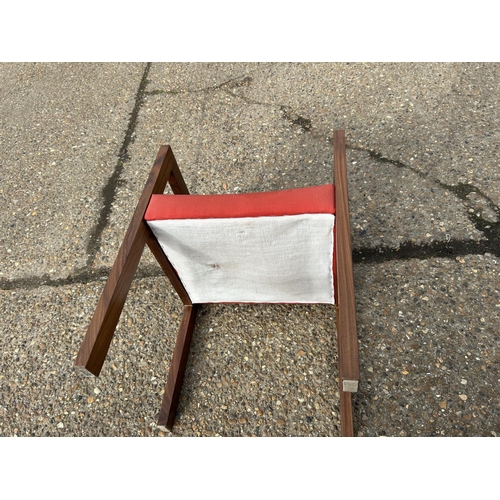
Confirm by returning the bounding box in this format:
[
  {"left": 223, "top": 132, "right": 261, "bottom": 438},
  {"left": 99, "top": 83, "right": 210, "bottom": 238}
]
[
  {"left": 339, "top": 385, "right": 354, "bottom": 437},
  {"left": 333, "top": 130, "right": 359, "bottom": 436},
  {"left": 157, "top": 304, "right": 198, "bottom": 431},
  {"left": 75, "top": 146, "right": 190, "bottom": 376}
]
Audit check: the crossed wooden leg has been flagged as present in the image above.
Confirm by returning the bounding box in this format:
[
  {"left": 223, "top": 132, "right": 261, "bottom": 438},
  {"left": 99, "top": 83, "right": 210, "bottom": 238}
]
[
  {"left": 157, "top": 304, "right": 198, "bottom": 431},
  {"left": 333, "top": 130, "right": 360, "bottom": 437}
]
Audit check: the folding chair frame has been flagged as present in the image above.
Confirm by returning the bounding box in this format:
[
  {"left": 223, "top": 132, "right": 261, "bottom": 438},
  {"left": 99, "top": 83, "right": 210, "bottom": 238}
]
[{"left": 75, "top": 130, "right": 359, "bottom": 436}]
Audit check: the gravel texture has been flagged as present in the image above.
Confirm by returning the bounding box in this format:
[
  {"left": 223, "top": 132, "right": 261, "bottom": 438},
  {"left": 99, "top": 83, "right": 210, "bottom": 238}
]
[
  {"left": 0, "top": 280, "right": 340, "bottom": 436},
  {"left": 354, "top": 254, "right": 499, "bottom": 437},
  {"left": 1, "top": 62, "right": 498, "bottom": 437},
  {"left": 0, "top": 63, "right": 145, "bottom": 281}
]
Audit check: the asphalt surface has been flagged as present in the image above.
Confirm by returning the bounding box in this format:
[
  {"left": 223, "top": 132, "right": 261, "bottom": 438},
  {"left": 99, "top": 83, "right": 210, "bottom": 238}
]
[{"left": 0, "top": 62, "right": 498, "bottom": 437}]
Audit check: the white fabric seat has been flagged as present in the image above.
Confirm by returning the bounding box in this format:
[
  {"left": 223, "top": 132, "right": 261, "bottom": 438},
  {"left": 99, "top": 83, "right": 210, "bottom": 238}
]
[{"left": 145, "top": 184, "right": 336, "bottom": 304}]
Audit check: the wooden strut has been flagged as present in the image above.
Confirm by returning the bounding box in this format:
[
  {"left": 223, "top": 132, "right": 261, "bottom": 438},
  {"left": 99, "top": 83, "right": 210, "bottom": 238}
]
[
  {"left": 75, "top": 146, "right": 190, "bottom": 375},
  {"left": 157, "top": 304, "right": 198, "bottom": 430},
  {"left": 333, "top": 130, "right": 360, "bottom": 437},
  {"left": 76, "top": 131, "right": 359, "bottom": 436}
]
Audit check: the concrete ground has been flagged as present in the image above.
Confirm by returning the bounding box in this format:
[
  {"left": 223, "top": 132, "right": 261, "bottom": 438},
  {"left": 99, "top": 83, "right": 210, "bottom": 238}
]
[{"left": 0, "top": 62, "right": 498, "bottom": 437}]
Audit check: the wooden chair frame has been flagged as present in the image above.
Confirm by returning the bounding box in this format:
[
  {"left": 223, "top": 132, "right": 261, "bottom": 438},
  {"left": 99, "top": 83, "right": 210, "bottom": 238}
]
[{"left": 75, "top": 130, "right": 359, "bottom": 436}]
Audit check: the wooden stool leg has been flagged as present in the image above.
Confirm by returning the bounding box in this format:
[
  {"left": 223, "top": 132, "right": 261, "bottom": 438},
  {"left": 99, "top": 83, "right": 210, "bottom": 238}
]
[
  {"left": 333, "top": 130, "right": 359, "bottom": 437},
  {"left": 75, "top": 145, "right": 181, "bottom": 376},
  {"left": 158, "top": 304, "right": 198, "bottom": 431},
  {"left": 339, "top": 385, "right": 354, "bottom": 437}
]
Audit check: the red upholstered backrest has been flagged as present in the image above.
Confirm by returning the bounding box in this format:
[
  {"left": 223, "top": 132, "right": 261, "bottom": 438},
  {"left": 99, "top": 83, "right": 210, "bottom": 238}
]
[{"left": 145, "top": 184, "right": 335, "bottom": 221}]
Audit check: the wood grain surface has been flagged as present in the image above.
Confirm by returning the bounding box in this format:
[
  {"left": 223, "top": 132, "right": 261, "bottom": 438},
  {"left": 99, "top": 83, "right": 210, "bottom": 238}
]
[
  {"left": 75, "top": 146, "right": 188, "bottom": 376},
  {"left": 157, "top": 304, "right": 198, "bottom": 430},
  {"left": 333, "top": 130, "right": 360, "bottom": 436}
]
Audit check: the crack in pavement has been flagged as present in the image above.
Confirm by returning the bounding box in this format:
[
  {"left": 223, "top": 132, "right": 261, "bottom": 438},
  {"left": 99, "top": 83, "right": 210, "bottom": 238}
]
[
  {"left": 144, "top": 75, "right": 253, "bottom": 97},
  {"left": 0, "top": 264, "right": 165, "bottom": 291},
  {"left": 182, "top": 70, "right": 500, "bottom": 255},
  {"left": 353, "top": 239, "right": 498, "bottom": 264},
  {"left": 2, "top": 70, "right": 499, "bottom": 292},
  {"left": 344, "top": 142, "right": 500, "bottom": 259},
  {"left": 85, "top": 62, "right": 152, "bottom": 267},
  {"left": 1, "top": 62, "right": 156, "bottom": 292}
]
